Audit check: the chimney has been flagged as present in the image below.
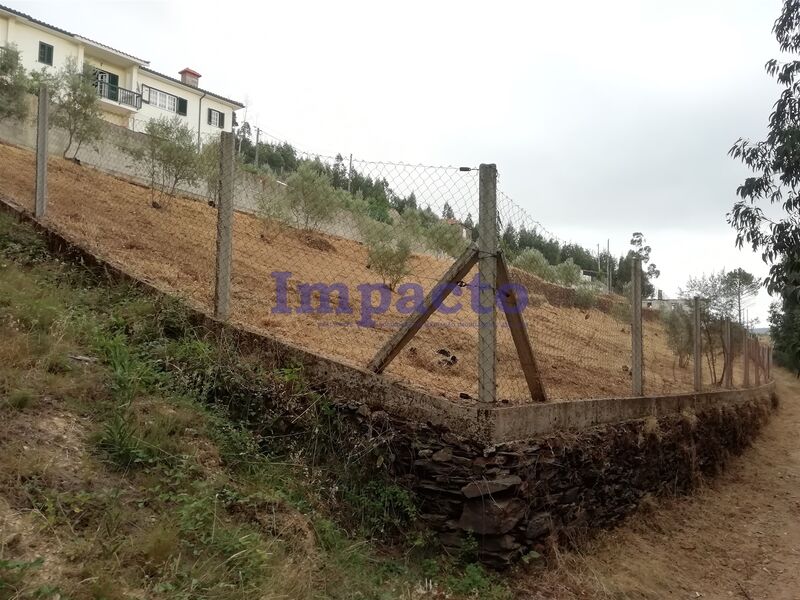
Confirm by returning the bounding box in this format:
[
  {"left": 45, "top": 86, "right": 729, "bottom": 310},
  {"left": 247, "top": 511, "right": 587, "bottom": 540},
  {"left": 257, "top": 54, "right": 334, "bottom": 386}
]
[{"left": 179, "top": 68, "right": 201, "bottom": 88}]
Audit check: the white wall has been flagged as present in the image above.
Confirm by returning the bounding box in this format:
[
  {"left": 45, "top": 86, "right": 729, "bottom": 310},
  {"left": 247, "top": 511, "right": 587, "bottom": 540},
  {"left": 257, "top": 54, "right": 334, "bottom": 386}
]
[
  {"left": 2, "top": 15, "right": 80, "bottom": 75},
  {"left": 136, "top": 72, "right": 237, "bottom": 140},
  {"left": 2, "top": 15, "right": 240, "bottom": 142}
]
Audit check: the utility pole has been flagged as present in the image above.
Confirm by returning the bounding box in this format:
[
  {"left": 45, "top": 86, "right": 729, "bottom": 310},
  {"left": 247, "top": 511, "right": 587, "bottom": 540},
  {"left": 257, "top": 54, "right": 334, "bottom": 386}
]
[
  {"left": 606, "top": 239, "right": 611, "bottom": 293},
  {"left": 254, "top": 127, "right": 260, "bottom": 169}
]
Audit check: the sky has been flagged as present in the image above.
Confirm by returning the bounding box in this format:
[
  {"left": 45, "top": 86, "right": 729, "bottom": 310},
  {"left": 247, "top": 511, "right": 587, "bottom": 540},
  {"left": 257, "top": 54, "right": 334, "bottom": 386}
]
[{"left": 11, "top": 0, "right": 787, "bottom": 324}]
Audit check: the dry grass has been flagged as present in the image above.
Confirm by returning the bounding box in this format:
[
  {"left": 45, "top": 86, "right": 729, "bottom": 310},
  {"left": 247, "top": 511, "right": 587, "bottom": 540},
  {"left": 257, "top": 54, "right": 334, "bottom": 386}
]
[
  {"left": 0, "top": 141, "right": 743, "bottom": 403},
  {"left": 515, "top": 368, "right": 800, "bottom": 599}
]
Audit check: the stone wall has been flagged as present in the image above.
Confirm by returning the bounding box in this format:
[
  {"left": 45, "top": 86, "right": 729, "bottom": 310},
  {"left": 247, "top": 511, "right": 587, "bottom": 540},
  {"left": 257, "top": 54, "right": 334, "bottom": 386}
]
[{"left": 352, "top": 389, "right": 776, "bottom": 567}]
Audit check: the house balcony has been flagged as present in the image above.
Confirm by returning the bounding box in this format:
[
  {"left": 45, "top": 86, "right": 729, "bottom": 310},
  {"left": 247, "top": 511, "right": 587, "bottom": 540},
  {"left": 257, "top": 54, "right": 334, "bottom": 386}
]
[{"left": 95, "top": 81, "right": 141, "bottom": 114}]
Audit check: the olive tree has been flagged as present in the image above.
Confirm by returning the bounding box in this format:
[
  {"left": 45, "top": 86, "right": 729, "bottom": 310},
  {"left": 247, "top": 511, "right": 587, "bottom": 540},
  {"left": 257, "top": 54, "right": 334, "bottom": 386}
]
[
  {"left": 51, "top": 57, "right": 104, "bottom": 159},
  {"left": 285, "top": 163, "right": 340, "bottom": 231},
  {"left": 124, "top": 115, "right": 199, "bottom": 207},
  {"left": 0, "top": 45, "right": 29, "bottom": 122}
]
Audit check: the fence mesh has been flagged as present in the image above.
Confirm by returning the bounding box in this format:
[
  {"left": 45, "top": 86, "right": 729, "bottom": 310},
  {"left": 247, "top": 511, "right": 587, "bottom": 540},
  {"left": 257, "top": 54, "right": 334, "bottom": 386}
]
[{"left": 0, "top": 94, "right": 776, "bottom": 406}]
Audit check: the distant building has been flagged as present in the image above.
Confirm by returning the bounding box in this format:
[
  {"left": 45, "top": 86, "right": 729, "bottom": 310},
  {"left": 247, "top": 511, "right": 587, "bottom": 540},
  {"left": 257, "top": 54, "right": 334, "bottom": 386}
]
[
  {"left": 642, "top": 290, "right": 685, "bottom": 311},
  {"left": 444, "top": 218, "right": 472, "bottom": 240},
  {"left": 0, "top": 4, "right": 244, "bottom": 144}
]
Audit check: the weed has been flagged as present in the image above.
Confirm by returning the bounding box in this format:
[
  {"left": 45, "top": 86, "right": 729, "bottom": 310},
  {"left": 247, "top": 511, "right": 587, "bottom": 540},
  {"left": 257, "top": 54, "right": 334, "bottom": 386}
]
[
  {"left": 345, "top": 480, "right": 417, "bottom": 537},
  {"left": 447, "top": 563, "right": 509, "bottom": 599},
  {"left": 4, "top": 388, "right": 35, "bottom": 410},
  {"left": 95, "top": 411, "right": 149, "bottom": 470},
  {"left": 0, "top": 557, "right": 44, "bottom": 600}
]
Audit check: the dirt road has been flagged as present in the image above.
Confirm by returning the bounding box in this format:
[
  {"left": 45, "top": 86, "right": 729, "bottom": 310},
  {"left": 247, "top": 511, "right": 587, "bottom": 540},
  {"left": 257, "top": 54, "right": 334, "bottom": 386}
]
[{"left": 518, "top": 369, "right": 800, "bottom": 599}]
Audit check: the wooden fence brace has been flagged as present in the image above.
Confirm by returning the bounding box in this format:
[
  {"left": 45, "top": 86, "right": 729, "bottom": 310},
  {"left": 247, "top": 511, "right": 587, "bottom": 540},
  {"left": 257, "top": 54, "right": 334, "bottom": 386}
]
[
  {"left": 693, "top": 296, "right": 702, "bottom": 392},
  {"left": 496, "top": 254, "right": 547, "bottom": 402},
  {"left": 367, "top": 243, "right": 479, "bottom": 374}
]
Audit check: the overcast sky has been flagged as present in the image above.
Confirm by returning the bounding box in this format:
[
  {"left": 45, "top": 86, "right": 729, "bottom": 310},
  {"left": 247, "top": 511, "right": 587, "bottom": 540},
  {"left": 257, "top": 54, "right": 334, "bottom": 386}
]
[{"left": 13, "top": 0, "right": 787, "bottom": 323}]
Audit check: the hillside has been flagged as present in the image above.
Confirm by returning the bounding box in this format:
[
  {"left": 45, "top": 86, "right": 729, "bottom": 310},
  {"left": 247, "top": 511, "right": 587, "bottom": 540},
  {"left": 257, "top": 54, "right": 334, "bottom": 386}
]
[
  {"left": 0, "top": 211, "right": 510, "bottom": 599},
  {"left": 0, "top": 141, "right": 738, "bottom": 402}
]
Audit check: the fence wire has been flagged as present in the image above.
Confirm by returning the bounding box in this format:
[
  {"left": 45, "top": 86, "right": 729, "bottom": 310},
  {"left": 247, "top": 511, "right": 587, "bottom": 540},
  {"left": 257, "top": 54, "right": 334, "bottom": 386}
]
[{"left": 0, "top": 97, "right": 776, "bottom": 406}]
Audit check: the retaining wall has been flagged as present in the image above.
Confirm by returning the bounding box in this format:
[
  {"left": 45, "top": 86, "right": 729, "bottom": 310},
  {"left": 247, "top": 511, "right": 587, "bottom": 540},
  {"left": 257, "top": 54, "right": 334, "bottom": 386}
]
[{"left": 0, "top": 197, "right": 778, "bottom": 567}]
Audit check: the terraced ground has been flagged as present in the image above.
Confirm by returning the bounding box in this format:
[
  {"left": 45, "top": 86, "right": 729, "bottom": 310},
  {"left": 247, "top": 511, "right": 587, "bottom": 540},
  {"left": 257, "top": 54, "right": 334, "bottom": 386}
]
[{"left": 0, "top": 141, "right": 744, "bottom": 403}]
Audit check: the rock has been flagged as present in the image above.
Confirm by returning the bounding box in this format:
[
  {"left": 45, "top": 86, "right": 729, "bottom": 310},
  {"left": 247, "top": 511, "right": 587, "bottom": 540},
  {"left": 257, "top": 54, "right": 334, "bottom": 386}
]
[
  {"left": 461, "top": 476, "right": 522, "bottom": 499},
  {"left": 458, "top": 498, "right": 526, "bottom": 535},
  {"left": 432, "top": 447, "right": 453, "bottom": 462},
  {"left": 479, "top": 534, "right": 521, "bottom": 553},
  {"left": 459, "top": 392, "right": 473, "bottom": 400},
  {"left": 525, "top": 512, "right": 552, "bottom": 540}
]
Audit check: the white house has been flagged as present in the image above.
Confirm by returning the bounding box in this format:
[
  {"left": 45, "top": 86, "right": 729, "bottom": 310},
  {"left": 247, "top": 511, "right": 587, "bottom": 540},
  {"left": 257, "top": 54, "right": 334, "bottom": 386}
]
[{"left": 0, "top": 4, "right": 243, "bottom": 145}]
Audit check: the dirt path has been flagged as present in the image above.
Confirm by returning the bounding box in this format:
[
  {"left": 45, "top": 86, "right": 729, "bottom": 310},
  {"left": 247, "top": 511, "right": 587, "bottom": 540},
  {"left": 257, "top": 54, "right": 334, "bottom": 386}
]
[{"left": 518, "top": 369, "right": 800, "bottom": 600}]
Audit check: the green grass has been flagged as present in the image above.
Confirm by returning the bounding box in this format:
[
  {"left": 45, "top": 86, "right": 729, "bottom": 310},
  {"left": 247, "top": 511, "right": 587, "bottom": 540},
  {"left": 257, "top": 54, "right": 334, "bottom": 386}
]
[{"left": 0, "top": 210, "right": 511, "bottom": 599}]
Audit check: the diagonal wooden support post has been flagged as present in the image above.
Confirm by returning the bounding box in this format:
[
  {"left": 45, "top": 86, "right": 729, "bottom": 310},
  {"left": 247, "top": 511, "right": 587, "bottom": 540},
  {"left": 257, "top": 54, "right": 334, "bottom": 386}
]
[
  {"left": 368, "top": 243, "right": 479, "bottom": 374},
  {"left": 496, "top": 254, "right": 547, "bottom": 402}
]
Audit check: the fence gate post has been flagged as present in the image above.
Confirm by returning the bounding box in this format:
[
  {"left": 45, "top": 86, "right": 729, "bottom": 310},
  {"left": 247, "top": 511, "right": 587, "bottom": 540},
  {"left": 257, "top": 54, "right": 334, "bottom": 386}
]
[
  {"left": 724, "top": 319, "right": 733, "bottom": 388},
  {"left": 693, "top": 296, "right": 702, "bottom": 392},
  {"left": 35, "top": 84, "right": 49, "bottom": 219},
  {"left": 478, "top": 163, "right": 498, "bottom": 404},
  {"left": 631, "top": 257, "right": 643, "bottom": 396},
  {"left": 214, "top": 131, "right": 235, "bottom": 321}
]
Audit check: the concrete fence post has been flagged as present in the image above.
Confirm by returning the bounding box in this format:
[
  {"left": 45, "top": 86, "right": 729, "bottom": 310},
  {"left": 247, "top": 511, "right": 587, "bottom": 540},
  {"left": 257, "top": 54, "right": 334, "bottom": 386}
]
[
  {"left": 754, "top": 340, "right": 761, "bottom": 386},
  {"left": 693, "top": 296, "right": 702, "bottom": 392},
  {"left": 723, "top": 319, "right": 733, "bottom": 388},
  {"left": 631, "top": 257, "right": 643, "bottom": 396},
  {"left": 478, "top": 163, "right": 497, "bottom": 404},
  {"left": 767, "top": 346, "right": 772, "bottom": 380},
  {"left": 35, "top": 84, "right": 49, "bottom": 219},
  {"left": 743, "top": 331, "right": 750, "bottom": 388},
  {"left": 214, "top": 131, "right": 235, "bottom": 321}
]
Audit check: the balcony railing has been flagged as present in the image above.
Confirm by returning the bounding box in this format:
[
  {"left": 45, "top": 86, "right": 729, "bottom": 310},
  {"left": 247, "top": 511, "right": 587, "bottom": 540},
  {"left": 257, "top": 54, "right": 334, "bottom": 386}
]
[{"left": 95, "top": 81, "right": 142, "bottom": 110}]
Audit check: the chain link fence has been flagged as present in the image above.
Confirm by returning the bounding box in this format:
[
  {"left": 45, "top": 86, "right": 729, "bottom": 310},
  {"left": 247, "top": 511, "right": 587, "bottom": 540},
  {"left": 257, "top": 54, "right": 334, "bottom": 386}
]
[{"left": 0, "top": 89, "right": 775, "bottom": 406}]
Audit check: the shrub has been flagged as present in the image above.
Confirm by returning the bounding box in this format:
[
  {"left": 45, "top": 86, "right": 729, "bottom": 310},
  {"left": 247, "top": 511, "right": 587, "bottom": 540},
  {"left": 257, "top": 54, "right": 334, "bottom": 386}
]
[
  {"left": 611, "top": 300, "right": 631, "bottom": 323},
  {"left": 123, "top": 115, "right": 199, "bottom": 206},
  {"left": 51, "top": 57, "right": 104, "bottom": 159},
  {"left": 554, "top": 258, "right": 583, "bottom": 286},
  {"left": 426, "top": 221, "right": 469, "bottom": 258},
  {"left": 662, "top": 306, "right": 693, "bottom": 367},
  {"left": 285, "top": 163, "right": 340, "bottom": 231},
  {"left": 513, "top": 248, "right": 556, "bottom": 282},
  {"left": 367, "top": 237, "right": 412, "bottom": 291},
  {"left": 574, "top": 286, "right": 598, "bottom": 309},
  {"left": 0, "top": 45, "right": 29, "bottom": 123}
]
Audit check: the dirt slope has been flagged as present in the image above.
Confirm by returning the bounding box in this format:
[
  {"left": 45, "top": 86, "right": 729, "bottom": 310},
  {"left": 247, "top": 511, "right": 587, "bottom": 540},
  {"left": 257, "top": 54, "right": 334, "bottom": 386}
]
[
  {"left": 517, "top": 368, "right": 800, "bottom": 599},
  {"left": 0, "top": 141, "right": 742, "bottom": 403}
]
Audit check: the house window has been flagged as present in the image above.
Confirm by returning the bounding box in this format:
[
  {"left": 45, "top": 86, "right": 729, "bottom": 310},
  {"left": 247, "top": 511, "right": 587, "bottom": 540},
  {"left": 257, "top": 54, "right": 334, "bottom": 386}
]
[
  {"left": 208, "top": 108, "right": 225, "bottom": 129},
  {"left": 141, "top": 85, "right": 187, "bottom": 116},
  {"left": 38, "top": 42, "right": 53, "bottom": 66}
]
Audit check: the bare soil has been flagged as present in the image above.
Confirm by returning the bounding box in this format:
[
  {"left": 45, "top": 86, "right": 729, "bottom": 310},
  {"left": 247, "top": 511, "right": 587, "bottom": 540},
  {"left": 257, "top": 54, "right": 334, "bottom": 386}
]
[
  {"left": 0, "top": 142, "right": 745, "bottom": 403},
  {"left": 517, "top": 368, "right": 800, "bottom": 599}
]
